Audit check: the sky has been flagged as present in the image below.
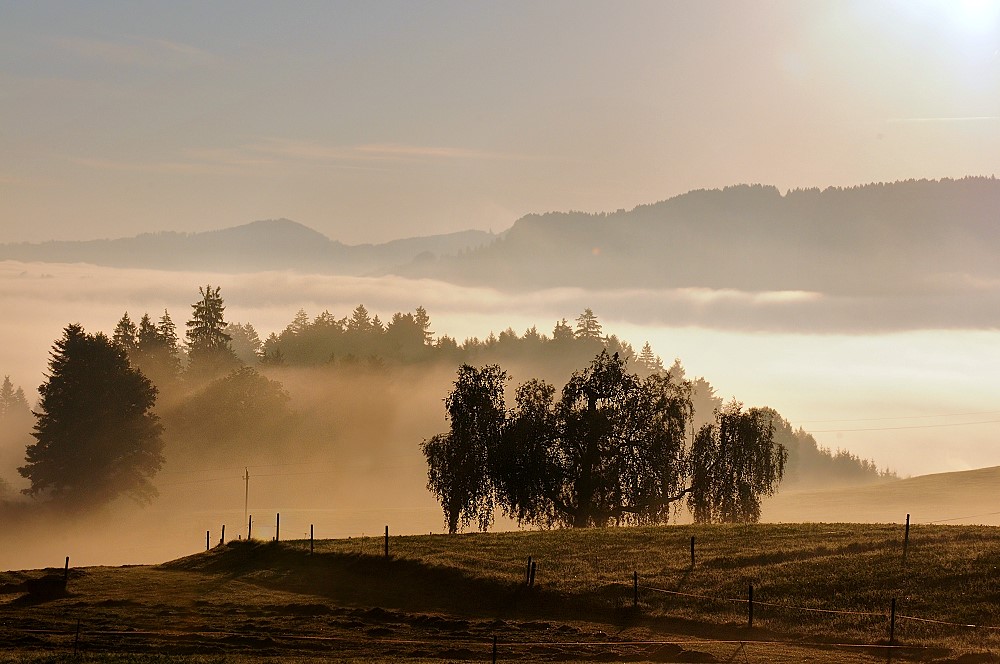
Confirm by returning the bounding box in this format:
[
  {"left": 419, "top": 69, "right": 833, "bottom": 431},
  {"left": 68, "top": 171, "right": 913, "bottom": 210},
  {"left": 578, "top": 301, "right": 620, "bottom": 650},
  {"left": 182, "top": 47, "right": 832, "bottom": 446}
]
[
  {"left": 2, "top": 0, "right": 999, "bottom": 244},
  {"left": 2, "top": 1, "right": 1000, "bottom": 481}
]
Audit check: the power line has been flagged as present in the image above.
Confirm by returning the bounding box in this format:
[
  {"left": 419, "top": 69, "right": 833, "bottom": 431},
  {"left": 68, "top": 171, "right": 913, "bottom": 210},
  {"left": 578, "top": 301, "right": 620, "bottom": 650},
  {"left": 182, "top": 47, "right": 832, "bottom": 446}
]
[
  {"left": 810, "top": 419, "right": 1000, "bottom": 433},
  {"left": 796, "top": 409, "right": 1000, "bottom": 424}
]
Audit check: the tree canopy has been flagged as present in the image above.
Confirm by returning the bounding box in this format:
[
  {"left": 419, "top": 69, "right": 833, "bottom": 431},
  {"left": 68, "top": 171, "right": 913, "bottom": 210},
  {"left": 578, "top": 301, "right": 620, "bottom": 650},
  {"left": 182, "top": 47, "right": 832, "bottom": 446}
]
[
  {"left": 18, "top": 324, "right": 164, "bottom": 506},
  {"left": 185, "top": 285, "right": 239, "bottom": 380},
  {"left": 422, "top": 351, "right": 788, "bottom": 531},
  {"left": 0, "top": 376, "right": 29, "bottom": 419}
]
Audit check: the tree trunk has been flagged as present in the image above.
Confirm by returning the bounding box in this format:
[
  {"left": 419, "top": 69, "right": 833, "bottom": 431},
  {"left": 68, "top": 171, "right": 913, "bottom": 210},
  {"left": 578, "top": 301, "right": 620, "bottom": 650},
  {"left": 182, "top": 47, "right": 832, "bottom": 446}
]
[{"left": 572, "top": 392, "right": 600, "bottom": 528}]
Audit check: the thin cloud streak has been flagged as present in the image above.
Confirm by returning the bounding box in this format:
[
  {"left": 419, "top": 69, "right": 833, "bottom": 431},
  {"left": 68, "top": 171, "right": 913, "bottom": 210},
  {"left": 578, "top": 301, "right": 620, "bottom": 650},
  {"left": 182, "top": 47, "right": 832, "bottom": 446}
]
[
  {"left": 355, "top": 143, "right": 540, "bottom": 161},
  {"left": 251, "top": 138, "right": 541, "bottom": 164},
  {"left": 886, "top": 116, "right": 1000, "bottom": 123},
  {"left": 2, "top": 261, "right": 999, "bottom": 336},
  {"left": 49, "top": 35, "right": 218, "bottom": 68}
]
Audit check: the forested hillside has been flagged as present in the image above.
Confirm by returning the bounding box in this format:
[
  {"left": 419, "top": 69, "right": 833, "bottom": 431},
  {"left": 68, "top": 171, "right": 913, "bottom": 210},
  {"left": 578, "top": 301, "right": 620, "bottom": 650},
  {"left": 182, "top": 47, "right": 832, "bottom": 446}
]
[
  {"left": 396, "top": 177, "right": 1000, "bottom": 295},
  {"left": 0, "top": 291, "right": 891, "bottom": 515}
]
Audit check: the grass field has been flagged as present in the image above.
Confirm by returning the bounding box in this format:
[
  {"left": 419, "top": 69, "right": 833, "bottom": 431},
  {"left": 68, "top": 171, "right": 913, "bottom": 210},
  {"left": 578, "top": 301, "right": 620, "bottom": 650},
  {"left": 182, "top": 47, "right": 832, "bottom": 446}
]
[{"left": 2, "top": 523, "right": 1000, "bottom": 662}]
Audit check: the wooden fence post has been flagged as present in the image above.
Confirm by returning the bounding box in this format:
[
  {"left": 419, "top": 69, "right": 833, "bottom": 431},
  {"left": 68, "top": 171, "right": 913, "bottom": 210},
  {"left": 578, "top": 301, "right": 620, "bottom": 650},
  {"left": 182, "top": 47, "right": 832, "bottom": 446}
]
[
  {"left": 63, "top": 556, "right": 69, "bottom": 586},
  {"left": 220, "top": 524, "right": 225, "bottom": 546},
  {"left": 384, "top": 525, "right": 389, "bottom": 558},
  {"left": 690, "top": 536, "right": 695, "bottom": 567},
  {"left": 248, "top": 514, "right": 252, "bottom": 540},
  {"left": 748, "top": 583, "right": 754, "bottom": 628},
  {"left": 903, "top": 514, "right": 910, "bottom": 561},
  {"left": 529, "top": 561, "right": 537, "bottom": 587},
  {"left": 206, "top": 530, "right": 210, "bottom": 551},
  {"left": 310, "top": 524, "right": 314, "bottom": 554},
  {"left": 526, "top": 556, "right": 533, "bottom": 586},
  {"left": 276, "top": 513, "right": 280, "bottom": 542}
]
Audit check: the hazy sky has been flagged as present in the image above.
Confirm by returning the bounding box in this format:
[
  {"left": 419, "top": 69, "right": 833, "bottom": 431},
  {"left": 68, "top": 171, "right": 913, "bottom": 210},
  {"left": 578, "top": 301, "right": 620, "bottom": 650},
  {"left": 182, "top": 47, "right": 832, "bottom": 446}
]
[{"left": 3, "top": 0, "right": 999, "bottom": 243}]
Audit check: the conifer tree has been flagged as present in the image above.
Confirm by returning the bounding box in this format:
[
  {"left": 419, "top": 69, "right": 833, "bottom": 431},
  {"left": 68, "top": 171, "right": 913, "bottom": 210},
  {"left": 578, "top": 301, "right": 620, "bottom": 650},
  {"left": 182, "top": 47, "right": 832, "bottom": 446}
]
[
  {"left": 19, "top": 324, "right": 164, "bottom": 505},
  {"left": 185, "top": 285, "right": 239, "bottom": 380},
  {"left": 574, "top": 308, "right": 603, "bottom": 341},
  {"left": 112, "top": 312, "right": 139, "bottom": 356},
  {"left": 0, "top": 376, "right": 30, "bottom": 418},
  {"left": 414, "top": 306, "right": 433, "bottom": 345}
]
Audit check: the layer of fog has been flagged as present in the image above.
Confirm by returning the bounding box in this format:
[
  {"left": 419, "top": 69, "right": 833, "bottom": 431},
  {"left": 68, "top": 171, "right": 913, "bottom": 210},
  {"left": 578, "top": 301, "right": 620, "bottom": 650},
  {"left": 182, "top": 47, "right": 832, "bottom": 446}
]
[
  {"left": 3, "top": 261, "right": 1000, "bottom": 568},
  {"left": 3, "top": 260, "right": 1000, "bottom": 479}
]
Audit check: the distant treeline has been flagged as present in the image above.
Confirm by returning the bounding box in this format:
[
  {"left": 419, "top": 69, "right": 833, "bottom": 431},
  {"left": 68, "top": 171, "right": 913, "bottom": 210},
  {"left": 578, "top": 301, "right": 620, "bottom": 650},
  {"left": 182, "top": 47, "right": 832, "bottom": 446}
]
[{"left": 0, "top": 287, "right": 893, "bottom": 508}]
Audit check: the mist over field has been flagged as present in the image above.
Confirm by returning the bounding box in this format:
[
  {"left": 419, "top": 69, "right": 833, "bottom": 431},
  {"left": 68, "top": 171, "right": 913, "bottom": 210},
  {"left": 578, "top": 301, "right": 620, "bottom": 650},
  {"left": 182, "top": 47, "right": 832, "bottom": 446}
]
[
  {"left": 2, "top": 256, "right": 1000, "bottom": 569},
  {"left": 4, "top": 259, "right": 1000, "bottom": 477}
]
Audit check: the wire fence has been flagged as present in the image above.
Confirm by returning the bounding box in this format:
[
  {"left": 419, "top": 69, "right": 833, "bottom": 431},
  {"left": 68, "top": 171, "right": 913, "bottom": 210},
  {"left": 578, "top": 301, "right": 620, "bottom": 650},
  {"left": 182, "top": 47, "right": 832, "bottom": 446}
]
[{"left": 7, "top": 622, "right": 936, "bottom": 660}]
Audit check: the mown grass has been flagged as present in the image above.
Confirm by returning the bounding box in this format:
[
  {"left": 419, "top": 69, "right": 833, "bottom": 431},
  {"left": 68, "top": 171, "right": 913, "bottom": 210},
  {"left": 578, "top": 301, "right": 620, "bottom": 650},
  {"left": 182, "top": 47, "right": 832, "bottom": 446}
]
[{"left": 273, "top": 522, "right": 1000, "bottom": 653}]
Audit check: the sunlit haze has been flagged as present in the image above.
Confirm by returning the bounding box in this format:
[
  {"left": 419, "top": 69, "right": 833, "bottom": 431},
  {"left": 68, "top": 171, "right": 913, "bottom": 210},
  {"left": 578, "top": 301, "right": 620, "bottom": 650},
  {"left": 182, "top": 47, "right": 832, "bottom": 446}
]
[
  {"left": 2, "top": 1, "right": 998, "bottom": 243},
  {"left": 2, "top": 1, "right": 1000, "bottom": 571}
]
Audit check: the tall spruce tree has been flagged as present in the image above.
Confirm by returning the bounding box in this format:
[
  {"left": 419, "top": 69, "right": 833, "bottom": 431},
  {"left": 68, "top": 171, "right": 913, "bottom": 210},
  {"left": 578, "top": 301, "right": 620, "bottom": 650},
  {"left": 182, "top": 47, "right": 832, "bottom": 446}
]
[
  {"left": 574, "top": 308, "right": 603, "bottom": 341},
  {"left": 0, "top": 376, "right": 30, "bottom": 418},
  {"left": 185, "top": 285, "right": 239, "bottom": 381},
  {"left": 19, "top": 324, "right": 164, "bottom": 505},
  {"left": 112, "top": 312, "right": 139, "bottom": 357}
]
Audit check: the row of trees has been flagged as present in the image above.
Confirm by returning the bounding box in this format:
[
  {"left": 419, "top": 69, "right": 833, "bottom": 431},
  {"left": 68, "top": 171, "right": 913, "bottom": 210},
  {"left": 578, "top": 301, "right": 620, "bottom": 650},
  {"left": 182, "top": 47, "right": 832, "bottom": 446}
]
[
  {"left": 15, "top": 285, "right": 281, "bottom": 506},
  {"left": 422, "top": 352, "right": 787, "bottom": 532},
  {"left": 6, "top": 285, "right": 889, "bottom": 509}
]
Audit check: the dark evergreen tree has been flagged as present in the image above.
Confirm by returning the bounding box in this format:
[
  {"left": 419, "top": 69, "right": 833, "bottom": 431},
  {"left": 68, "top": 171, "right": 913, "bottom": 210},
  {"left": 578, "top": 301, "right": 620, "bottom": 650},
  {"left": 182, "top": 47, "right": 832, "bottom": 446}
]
[
  {"left": 574, "top": 308, "right": 603, "bottom": 341},
  {"left": 136, "top": 313, "right": 159, "bottom": 350},
  {"left": 185, "top": 285, "right": 239, "bottom": 380},
  {"left": 636, "top": 341, "right": 663, "bottom": 374},
  {"left": 112, "top": 312, "right": 139, "bottom": 356},
  {"left": 346, "top": 305, "right": 372, "bottom": 333},
  {"left": 158, "top": 309, "right": 180, "bottom": 356},
  {"left": 0, "top": 375, "right": 30, "bottom": 418},
  {"left": 414, "top": 306, "right": 433, "bottom": 345},
  {"left": 133, "top": 310, "right": 182, "bottom": 388},
  {"left": 18, "top": 324, "right": 164, "bottom": 505},
  {"left": 552, "top": 318, "right": 574, "bottom": 342}
]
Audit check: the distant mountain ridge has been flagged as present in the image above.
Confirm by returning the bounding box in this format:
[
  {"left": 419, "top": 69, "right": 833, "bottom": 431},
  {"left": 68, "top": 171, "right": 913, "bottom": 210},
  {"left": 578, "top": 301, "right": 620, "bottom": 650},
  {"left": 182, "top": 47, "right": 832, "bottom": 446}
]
[
  {"left": 3, "top": 177, "right": 999, "bottom": 299},
  {"left": 0, "top": 219, "right": 496, "bottom": 276},
  {"left": 394, "top": 176, "right": 1000, "bottom": 296}
]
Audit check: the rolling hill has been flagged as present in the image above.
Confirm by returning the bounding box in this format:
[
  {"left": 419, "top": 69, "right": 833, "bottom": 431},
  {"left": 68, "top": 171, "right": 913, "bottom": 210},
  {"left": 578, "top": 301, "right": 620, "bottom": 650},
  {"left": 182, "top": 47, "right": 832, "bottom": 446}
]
[
  {"left": 763, "top": 464, "right": 1000, "bottom": 525},
  {"left": 0, "top": 219, "right": 495, "bottom": 276}
]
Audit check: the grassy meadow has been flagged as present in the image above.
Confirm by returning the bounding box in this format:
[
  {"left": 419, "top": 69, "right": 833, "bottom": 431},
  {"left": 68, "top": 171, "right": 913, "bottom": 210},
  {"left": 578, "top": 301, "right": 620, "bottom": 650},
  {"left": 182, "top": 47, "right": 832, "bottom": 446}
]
[{"left": 4, "top": 522, "right": 1000, "bottom": 662}]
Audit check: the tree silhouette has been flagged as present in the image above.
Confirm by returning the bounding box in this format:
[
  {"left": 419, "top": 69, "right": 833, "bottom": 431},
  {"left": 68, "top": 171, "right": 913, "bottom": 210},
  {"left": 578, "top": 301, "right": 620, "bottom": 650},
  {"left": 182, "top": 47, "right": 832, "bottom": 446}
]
[
  {"left": 226, "top": 322, "right": 263, "bottom": 365},
  {"left": 132, "top": 310, "right": 182, "bottom": 388},
  {"left": 0, "top": 375, "right": 29, "bottom": 418},
  {"left": 421, "top": 364, "right": 507, "bottom": 533},
  {"left": 552, "top": 318, "right": 574, "bottom": 343},
  {"left": 423, "top": 352, "right": 790, "bottom": 530},
  {"left": 506, "top": 351, "right": 692, "bottom": 527},
  {"left": 185, "top": 285, "right": 239, "bottom": 380},
  {"left": 170, "top": 366, "right": 294, "bottom": 461},
  {"left": 18, "top": 324, "right": 163, "bottom": 505},
  {"left": 414, "top": 306, "right": 433, "bottom": 345},
  {"left": 574, "top": 308, "right": 603, "bottom": 341},
  {"left": 112, "top": 312, "right": 139, "bottom": 357},
  {"left": 688, "top": 401, "right": 786, "bottom": 523}
]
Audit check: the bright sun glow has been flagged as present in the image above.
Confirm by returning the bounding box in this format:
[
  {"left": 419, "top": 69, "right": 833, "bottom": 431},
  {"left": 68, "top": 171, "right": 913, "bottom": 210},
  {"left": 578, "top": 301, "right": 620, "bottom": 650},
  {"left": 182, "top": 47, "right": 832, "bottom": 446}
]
[{"left": 935, "top": 0, "right": 1000, "bottom": 32}]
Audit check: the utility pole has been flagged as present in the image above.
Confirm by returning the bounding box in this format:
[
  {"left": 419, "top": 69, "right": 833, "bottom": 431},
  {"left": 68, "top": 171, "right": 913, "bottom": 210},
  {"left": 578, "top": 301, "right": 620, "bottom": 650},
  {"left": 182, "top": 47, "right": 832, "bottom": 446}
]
[{"left": 243, "top": 467, "right": 250, "bottom": 538}]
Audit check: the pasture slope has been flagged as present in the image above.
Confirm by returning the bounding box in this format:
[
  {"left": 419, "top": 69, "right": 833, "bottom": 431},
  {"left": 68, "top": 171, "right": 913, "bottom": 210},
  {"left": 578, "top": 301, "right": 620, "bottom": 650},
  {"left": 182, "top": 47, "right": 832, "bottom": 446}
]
[
  {"left": 764, "top": 465, "right": 1000, "bottom": 526},
  {"left": 2, "top": 522, "right": 1000, "bottom": 663}
]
